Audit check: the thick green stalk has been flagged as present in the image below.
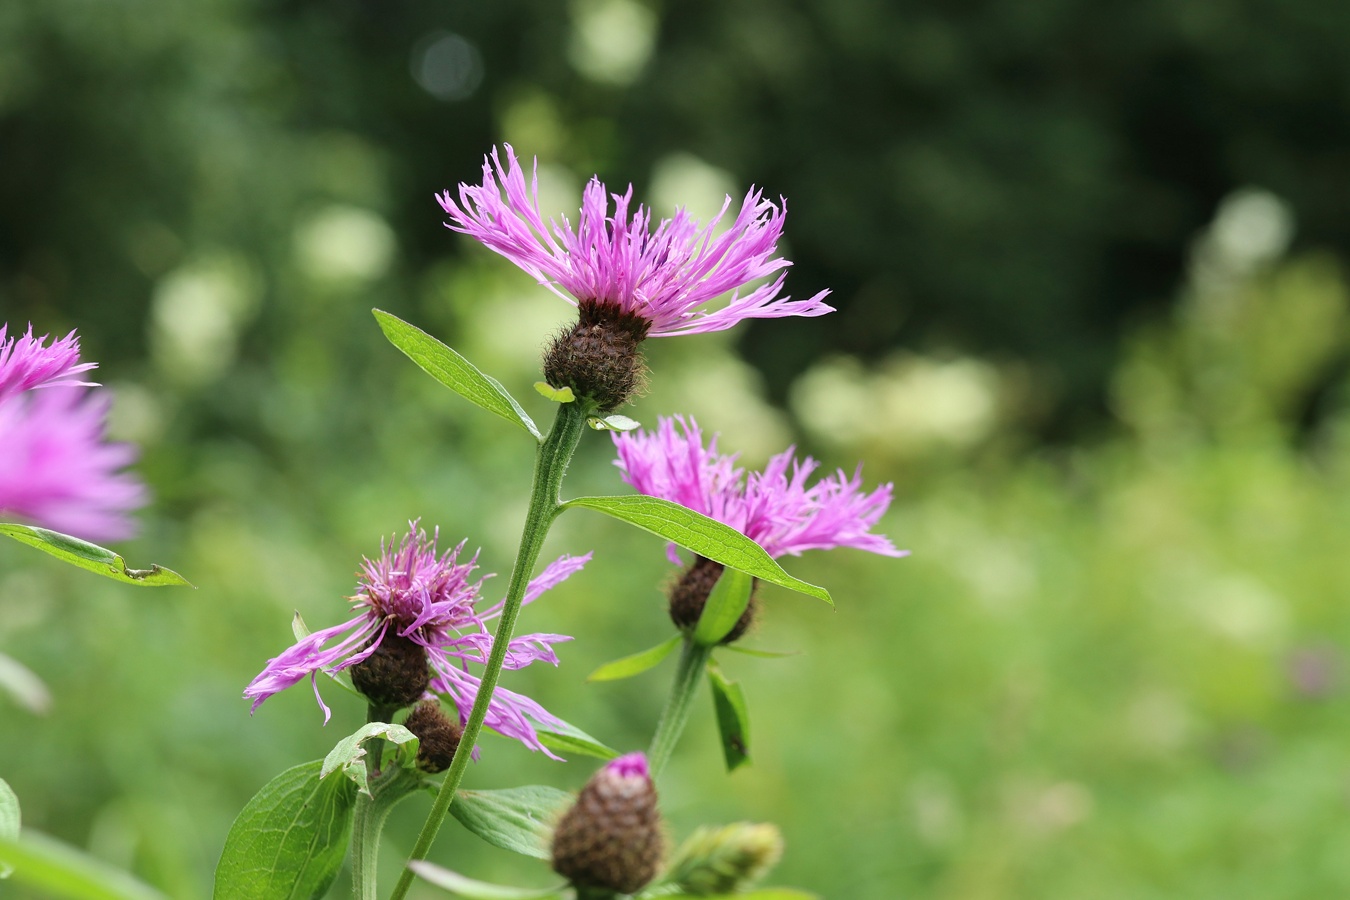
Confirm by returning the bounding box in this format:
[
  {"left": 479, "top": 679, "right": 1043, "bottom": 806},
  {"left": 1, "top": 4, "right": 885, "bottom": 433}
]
[
  {"left": 352, "top": 703, "right": 397, "bottom": 899},
  {"left": 390, "top": 401, "right": 591, "bottom": 900},
  {"left": 647, "top": 637, "right": 714, "bottom": 776}
]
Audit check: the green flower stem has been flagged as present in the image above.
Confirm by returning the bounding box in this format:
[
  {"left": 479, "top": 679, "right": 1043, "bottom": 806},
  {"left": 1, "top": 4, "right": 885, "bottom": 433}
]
[
  {"left": 351, "top": 767, "right": 420, "bottom": 900},
  {"left": 647, "top": 637, "right": 715, "bottom": 776},
  {"left": 352, "top": 703, "right": 397, "bottom": 899},
  {"left": 390, "top": 400, "right": 592, "bottom": 900}
]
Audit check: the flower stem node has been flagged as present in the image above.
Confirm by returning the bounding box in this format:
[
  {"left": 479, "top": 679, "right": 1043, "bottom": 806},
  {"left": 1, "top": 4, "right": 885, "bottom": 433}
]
[
  {"left": 670, "top": 557, "right": 757, "bottom": 644},
  {"left": 350, "top": 632, "right": 431, "bottom": 711},
  {"left": 551, "top": 753, "right": 663, "bottom": 896},
  {"left": 544, "top": 300, "right": 650, "bottom": 414},
  {"left": 403, "top": 701, "right": 463, "bottom": 773}
]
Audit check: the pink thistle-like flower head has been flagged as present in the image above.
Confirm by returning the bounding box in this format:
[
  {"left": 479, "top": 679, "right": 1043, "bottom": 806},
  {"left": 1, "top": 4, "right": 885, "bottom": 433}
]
[
  {"left": 0, "top": 323, "right": 145, "bottom": 542},
  {"left": 437, "top": 145, "right": 834, "bottom": 338},
  {"left": 243, "top": 522, "right": 591, "bottom": 757},
  {"left": 614, "top": 416, "right": 905, "bottom": 640},
  {"left": 613, "top": 416, "right": 905, "bottom": 560}
]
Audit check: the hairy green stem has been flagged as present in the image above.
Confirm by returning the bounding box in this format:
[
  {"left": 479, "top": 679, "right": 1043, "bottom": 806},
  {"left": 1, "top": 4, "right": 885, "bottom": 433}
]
[
  {"left": 647, "top": 637, "right": 714, "bottom": 776},
  {"left": 390, "top": 401, "right": 591, "bottom": 900},
  {"left": 351, "top": 703, "right": 396, "bottom": 899}
]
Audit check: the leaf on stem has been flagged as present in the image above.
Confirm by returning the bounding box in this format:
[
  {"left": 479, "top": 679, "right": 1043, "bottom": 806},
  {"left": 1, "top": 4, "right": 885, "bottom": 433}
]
[
  {"left": 0, "top": 830, "right": 167, "bottom": 900},
  {"left": 721, "top": 646, "right": 800, "bottom": 659},
  {"left": 533, "top": 382, "right": 575, "bottom": 403},
  {"left": 651, "top": 891, "right": 817, "bottom": 900},
  {"left": 533, "top": 719, "right": 621, "bottom": 760},
  {"left": 0, "top": 525, "right": 191, "bottom": 587},
  {"left": 586, "top": 414, "right": 640, "bottom": 432},
  {"left": 373, "top": 309, "right": 542, "bottom": 440},
  {"left": 213, "top": 761, "right": 356, "bottom": 900},
  {"left": 693, "top": 567, "right": 754, "bottom": 647},
  {"left": 559, "top": 496, "right": 831, "bottom": 604},
  {"left": 449, "top": 786, "right": 573, "bottom": 860},
  {"left": 707, "top": 663, "right": 751, "bottom": 772},
  {"left": 587, "top": 635, "right": 682, "bottom": 682},
  {"left": 321, "top": 722, "right": 420, "bottom": 795},
  {"left": 407, "top": 861, "right": 566, "bottom": 900}
]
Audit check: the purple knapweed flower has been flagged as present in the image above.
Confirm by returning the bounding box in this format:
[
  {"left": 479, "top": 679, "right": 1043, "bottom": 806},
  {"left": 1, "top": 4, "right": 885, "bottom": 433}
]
[
  {"left": 0, "top": 324, "right": 145, "bottom": 542},
  {"left": 437, "top": 145, "right": 834, "bottom": 338},
  {"left": 244, "top": 523, "right": 591, "bottom": 757},
  {"left": 613, "top": 416, "right": 905, "bottom": 561},
  {"left": 0, "top": 324, "right": 97, "bottom": 400}
]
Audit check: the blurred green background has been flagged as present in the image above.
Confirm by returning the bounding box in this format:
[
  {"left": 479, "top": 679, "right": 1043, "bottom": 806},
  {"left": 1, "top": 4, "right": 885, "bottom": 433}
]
[{"left": 4, "top": 1, "right": 1350, "bottom": 897}]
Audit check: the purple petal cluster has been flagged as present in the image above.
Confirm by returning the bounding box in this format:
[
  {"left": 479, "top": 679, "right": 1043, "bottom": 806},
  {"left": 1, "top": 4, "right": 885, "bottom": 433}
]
[
  {"left": 437, "top": 145, "right": 834, "bottom": 337},
  {"left": 244, "top": 523, "right": 590, "bottom": 757},
  {"left": 0, "top": 324, "right": 145, "bottom": 541},
  {"left": 613, "top": 416, "right": 905, "bottom": 560}
]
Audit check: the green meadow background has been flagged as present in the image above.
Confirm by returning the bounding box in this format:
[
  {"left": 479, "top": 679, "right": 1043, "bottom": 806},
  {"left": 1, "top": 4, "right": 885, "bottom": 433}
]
[{"left": 5, "top": 2, "right": 1350, "bottom": 898}]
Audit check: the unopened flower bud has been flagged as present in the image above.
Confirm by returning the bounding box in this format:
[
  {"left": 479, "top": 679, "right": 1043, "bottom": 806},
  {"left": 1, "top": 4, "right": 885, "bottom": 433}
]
[
  {"left": 349, "top": 632, "right": 430, "bottom": 710},
  {"left": 668, "top": 557, "right": 758, "bottom": 643},
  {"left": 551, "top": 753, "right": 663, "bottom": 895},
  {"left": 403, "top": 700, "right": 463, "bottom": 773},
  {"left": 667, "top": 822, "right": 784, "bottom": 895},
  {"left": 543, "top": 300, "right": 650, "bottom": 413}
]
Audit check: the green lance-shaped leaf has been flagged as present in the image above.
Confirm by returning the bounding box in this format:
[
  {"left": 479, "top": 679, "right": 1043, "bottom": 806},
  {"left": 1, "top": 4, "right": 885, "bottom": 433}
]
[
  {"left": 373, "top": 309, "right": 542, "bottom": 440},
  {"left": 0, "top": 777, "right": 17, "bottom": 879},
  {"left": 707, "top": 663, "right": 752, "bottom": 772},
  {"left": 213, "top": 761, "right": 357, "bottom": 900},
  {"left": 407, "top": 861, "right": 566, "bottom": 900},
  {"left": 533, "top": 719, "right": 620, "bottom": 761},
  {"left": 587, "top": 634, "right": 683, "bottom": 682},
  {"left": 0, "top": 525, "right": 191, "bottom": 587},
  {"left": 693, "top": 567, "right": 754, "bottom": 647},
  {"left": 320, "top": 722, "right": 420, "bottom": 796},
  {"left": 559, "top": 496, "right": 831, "bottom": 605},
  {"left": 0, "top": 830, "right": 166, "bottom": 900},
  {"left": 721, "top": 646, "right": 800, "bottom": 659},
  {"left": 449, "top": 785, "right": 573, "bottom": 860},
  {"left": 533, "top": 382, "right": 575, "bottom": 403}
]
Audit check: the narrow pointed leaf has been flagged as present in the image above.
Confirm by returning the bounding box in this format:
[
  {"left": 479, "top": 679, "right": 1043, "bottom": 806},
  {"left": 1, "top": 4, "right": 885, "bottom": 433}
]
[
  {"left": 449, "top": 786, "right": 573, "bottom": 860},
  {"left": 321, "top": 722, "right": 419, "bottom": 795},
  {"left": 0, "top": 777, "right": 17, "bottom": 879},
  {"left": 374, "top": 309, "right": 541, "bottom": 439},
  {"left": 587, "top": 635, "right": 682, "bottom": 682},
  {"left": 693, "top": 567, "right": 754, "bottom": 647},
  {"left": 0, "top": 831, "right": 166, "bottom": 900},
  {"left": 0, "top": 525, "right": 190, "bottom": 587},
  {"left": 659, "top": 891, "right": 817, "bottom": 900},
  {"left": 722, "top": 645, "right": 800, "bottom": 659},
  {"left": 707, "top": 663, "right": 751, "bottom": 771},
  {"left": 408, "top": 861, "right": 565, "bottom": 900},
  {"left": 533, "top": 720, "right": 620, "bottom": 761},
  {"left": 213, "top": 761, "right": 356, "bottom": 900},
  {"left": 560, "top": 496, "right": 831, "bottom": 604},
  {"left": 0, "top": 652, "right": 51, "bottom": 715}
]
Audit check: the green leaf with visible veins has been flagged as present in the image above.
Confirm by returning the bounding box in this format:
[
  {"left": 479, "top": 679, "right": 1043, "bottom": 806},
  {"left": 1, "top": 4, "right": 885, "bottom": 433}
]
[
  {"left": 0, "top": 525, "right": 190, "bottom": 587},
  {"left": 213, "top": 761, "right": 356, "bottom": 900},
  {"left": 449, "top": 786, "right": 573, "bottom": 860},
  {"left": 374, "top": 309, "right": 541, "bottom": 440},
  {"left": 560, "top": 496, "right": 831, "bottom": 604}
]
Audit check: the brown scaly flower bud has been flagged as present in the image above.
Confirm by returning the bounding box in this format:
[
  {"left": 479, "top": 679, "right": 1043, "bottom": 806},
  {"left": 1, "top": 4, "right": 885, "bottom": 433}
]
[
  {"left": 349, "top": 631, "right": 430, "bottom": 711},
  {"left": 668, "top": 556, "right": 758, "bottom": 644},
  {"left": 666, "top": 822, "right": 784, "bottom": 895},
  {"left": 402, "top": 700, "right": 463, "bottom": 773},
  {"left": 542, "top": 300, "right": 650, "bottom": 414},
  {"left": 551, "top": 753, "right": 663, "bottom": 896}
]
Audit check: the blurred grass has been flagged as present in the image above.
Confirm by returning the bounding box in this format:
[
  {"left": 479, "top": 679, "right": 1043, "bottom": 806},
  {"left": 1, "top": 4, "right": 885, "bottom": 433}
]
[{"left": 6, "top": 208, "right": 1350, "bottom": 900}]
